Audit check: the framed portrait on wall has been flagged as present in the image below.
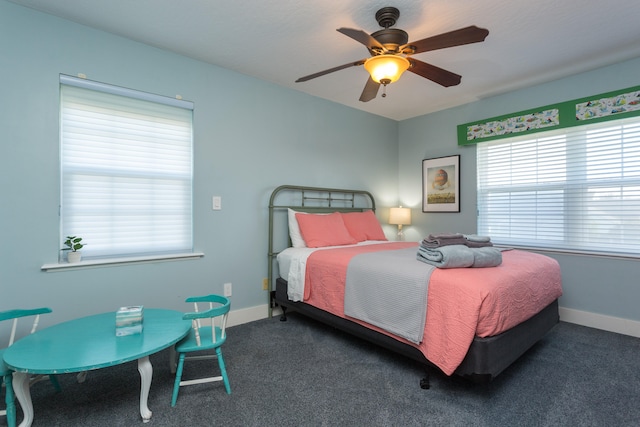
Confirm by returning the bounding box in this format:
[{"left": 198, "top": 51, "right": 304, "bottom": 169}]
[{"left": 422, "top": 155, "right": 460, "bottom": 212}]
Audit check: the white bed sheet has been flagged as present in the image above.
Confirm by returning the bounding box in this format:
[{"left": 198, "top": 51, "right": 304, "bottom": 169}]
[{"left": 277, "top": 241, "right": 391, "bottom": 302}]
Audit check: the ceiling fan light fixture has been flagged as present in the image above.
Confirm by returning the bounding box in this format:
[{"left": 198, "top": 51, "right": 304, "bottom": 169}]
[{"left": 364, "top": 55, "right": 410, "bottom": 85}]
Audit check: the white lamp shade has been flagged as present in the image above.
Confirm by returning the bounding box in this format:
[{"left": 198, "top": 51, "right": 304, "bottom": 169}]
[{"left": 389, "top": 207, "right": 411, "bottom": 225}]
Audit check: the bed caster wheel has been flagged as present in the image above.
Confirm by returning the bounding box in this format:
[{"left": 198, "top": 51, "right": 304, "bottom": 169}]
[{"left": 420, "top": 376, "right": 430, "bottom": 389}]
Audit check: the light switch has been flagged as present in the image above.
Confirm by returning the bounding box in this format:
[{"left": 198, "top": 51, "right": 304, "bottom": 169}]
[{"left": 212, "top": 196, "right": 222, "bottom": 210}]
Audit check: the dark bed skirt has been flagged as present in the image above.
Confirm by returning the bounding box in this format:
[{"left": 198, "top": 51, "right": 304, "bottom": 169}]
[{"left": 274, "top": 277, "right": 559, "bottom": 383}]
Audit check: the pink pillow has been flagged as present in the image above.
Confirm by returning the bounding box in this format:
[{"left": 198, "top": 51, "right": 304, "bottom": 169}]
[
  {"left": 341, "top": 211, "right": 387, "bottom": 242},
  {"left": 295, "top": 212, "right": 357, "bottom": 248}
]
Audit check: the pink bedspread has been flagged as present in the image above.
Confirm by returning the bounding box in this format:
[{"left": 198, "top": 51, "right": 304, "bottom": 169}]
[{"left": 302, "top": 243, "right": 563, "bottom": 376}]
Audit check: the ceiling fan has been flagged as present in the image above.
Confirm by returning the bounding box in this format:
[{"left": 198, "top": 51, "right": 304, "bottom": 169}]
[{"left": 295, "top": 7, "right": 489, "bottom": 102}]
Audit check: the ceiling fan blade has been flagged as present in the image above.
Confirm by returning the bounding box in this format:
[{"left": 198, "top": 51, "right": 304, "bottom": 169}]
[
  {"left": 295, "top": 59, "right": 366, "bottom": 83},
  {"left": 359, "top": 77, "right": 380, "bottom": 102},
  {"left": 337, "top": 28, "right": 386, "bottom": 52},
  {"left": 403, "top": 25, "right": 489, "bottom": 54},
  {"left": 408, "top": 58, "right": 462, "bottom": 87}
]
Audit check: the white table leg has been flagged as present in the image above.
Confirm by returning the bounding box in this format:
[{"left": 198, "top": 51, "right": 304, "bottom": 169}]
[
  {"left": 169, "top": 346, "right": 177, "bottom": 374},
  {"left": 76, "top": 371, "right": 88, "bottom": 383},
  {"left": 137, "top": 356, "right": 153, "bottom": 422},
  {"left": 12, "top": 372, "right": 33, "bottom": 427}
]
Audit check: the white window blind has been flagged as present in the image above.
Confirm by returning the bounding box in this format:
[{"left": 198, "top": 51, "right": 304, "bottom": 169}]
[
  {"left": 477, "top": 116, "right": 640, "bottom": 257},
  {"left": 60, "top": 75, "right": 194, "bottom": 259}
]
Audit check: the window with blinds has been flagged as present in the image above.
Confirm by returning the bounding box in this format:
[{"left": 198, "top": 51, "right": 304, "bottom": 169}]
[
  {"left": 60, "top": 75, "right": 194, "bottom": 260},
  {"left": 477, "top": 116, "right": 640, "bottom": 257}
]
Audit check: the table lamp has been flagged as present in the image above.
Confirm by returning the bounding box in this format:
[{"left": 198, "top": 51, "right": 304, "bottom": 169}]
[{"left": 389, "top": 206, "right": 411, "bottom": 241}]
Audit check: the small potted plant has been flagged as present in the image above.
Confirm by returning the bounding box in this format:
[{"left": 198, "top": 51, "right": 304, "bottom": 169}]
[{"left": 63, "top": 236, "right": 85, "bottom": 263}]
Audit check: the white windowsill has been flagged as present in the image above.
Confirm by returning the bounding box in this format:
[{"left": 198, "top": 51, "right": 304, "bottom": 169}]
[{"left": 41, "top": 252, "right": 205, "bottom": 272}]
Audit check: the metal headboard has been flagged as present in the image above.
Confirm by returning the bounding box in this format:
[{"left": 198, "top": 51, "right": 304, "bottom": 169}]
[{"left": 267, "top": 185, "right": 376, "bottom": 317}]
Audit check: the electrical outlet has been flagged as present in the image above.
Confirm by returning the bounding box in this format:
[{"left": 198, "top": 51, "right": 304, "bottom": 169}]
[
  {"left": 223, "top": 282, "right": 232, "bottom": 297},
  {"left": 262, "top": 278, "right": 269, "bottom": 290}
]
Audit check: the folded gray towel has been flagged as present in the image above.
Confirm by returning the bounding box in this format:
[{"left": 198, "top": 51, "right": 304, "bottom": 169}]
[
  {"left": 461, "top": 234, "right": 493, "bottom": 248},
  {"left": 463, "top": 234, "right": 491, "bottom": 243},
  {"left": 416, "top": 245, "right": 475, "bottom": 269},
  {"left": 421, "top": 233, "right": 467, "bottom": 248},
  {"left": 464, "top": 240, "right": 494, "bottom": 248},
  {"left": 471, "top": 247, "right": 503, "bottom": 268},
  {"left": 428, "top": 233, "right": 465, "bottom": 240},
  {"left": 417, "top": 245, "right": 502, "bottom": 269}
]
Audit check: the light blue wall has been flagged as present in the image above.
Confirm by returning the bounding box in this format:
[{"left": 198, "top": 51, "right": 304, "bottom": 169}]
[
  {"left": 398, "top": 57, "right": 640, "bottom": 322},
  {"left": 2, "top": 0, "right": 638, "bottom": 328},
  {"left": 0, "top": 1, "right": 399, "bottom": 327}
]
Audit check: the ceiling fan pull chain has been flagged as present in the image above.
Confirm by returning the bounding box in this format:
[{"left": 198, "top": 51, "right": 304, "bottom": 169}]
[{"left": 381, "top": 85, "right": 387, "bottom": 98}]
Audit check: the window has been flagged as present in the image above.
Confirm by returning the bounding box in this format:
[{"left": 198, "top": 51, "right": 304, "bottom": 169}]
[
  {"left": 60, "top": 75, "right": 194, "bottom": 260},
  {"left": 477, "top": 116, "right": 640, "bottom": 257}
]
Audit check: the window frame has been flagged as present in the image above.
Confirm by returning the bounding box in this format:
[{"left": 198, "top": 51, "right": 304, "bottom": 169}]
[{"left": 47, "top": 75, "right": 201, "bottom": 270}]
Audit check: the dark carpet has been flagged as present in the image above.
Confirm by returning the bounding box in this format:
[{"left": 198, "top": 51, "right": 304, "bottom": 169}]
[{"left": 7, "top": 314, "right": 640, "bottom": 426}]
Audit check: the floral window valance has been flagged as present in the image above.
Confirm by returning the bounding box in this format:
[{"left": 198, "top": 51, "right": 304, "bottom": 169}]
[{"left": 458, "top": 85, "right": 640, "bottom": 145}]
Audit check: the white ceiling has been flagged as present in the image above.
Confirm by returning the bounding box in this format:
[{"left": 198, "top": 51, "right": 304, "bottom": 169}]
[{"left": 10, "top": 0, "right": 640, "bottom": 121}]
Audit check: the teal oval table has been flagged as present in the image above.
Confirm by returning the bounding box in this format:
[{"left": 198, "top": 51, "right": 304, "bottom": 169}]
[{"left": 3, "top": 309, "right": 191, "bottom": 427}]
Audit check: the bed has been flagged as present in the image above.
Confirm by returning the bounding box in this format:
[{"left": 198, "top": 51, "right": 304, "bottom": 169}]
[{"left": 267, "top": 185, "right": 562, "bottom": 386}]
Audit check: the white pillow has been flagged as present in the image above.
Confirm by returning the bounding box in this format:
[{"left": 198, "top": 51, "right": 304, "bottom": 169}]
[{"left": 288, "top": 209, "right": 307, "bottom": 248}]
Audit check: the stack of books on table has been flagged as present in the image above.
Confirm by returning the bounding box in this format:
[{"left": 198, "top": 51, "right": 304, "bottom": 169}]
[{"left": 115, "top": 305, "right": 144, "bottom": 336}]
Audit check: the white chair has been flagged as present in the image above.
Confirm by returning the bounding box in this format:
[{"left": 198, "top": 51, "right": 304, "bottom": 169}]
[
  {"left": 171, "top": 294, "right": 231, "bottom": 407},
  {"left": 1, "top": 308, "right": 60, "bottom": 427}
]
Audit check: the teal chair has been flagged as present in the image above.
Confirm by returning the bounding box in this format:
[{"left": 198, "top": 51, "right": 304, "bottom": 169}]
[
  {"left": 1, "top": 308, "right": 60, "bottom": 427},
  {"left": 171, "top": 294, "right": 231, "bottom": 407}
]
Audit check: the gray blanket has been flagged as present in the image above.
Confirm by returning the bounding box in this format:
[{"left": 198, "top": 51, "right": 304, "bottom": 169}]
[{"left": 344, "top": 247, "right": 434, "bottom": 344}]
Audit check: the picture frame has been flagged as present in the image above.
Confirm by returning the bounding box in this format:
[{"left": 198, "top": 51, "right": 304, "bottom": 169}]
[{"left": 422, "top": 155, "right": 460, "bottom": 212}]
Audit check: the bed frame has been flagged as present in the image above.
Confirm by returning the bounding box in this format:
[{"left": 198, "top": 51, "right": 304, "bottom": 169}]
[{"left": 268, "top": 185, "right": 560, "bottom": 386}]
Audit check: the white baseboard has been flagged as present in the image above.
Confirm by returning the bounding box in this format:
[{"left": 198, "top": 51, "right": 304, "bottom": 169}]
[
  {"left": 226, "top": 304, "right": 267, "bottom": 327},
  {"left": 228, "top": 304, "right": 640, "bottom": 339},
  {"left": 559, "top": 307, "right": 640, "bottom": 338},
  {"left": 226, "top": 303, "right": 281, "bottom": 328}
]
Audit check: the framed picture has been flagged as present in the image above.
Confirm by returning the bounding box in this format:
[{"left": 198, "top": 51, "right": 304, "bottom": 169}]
[{"left": 422, "top": 155, "right": 460, "bottom": 212}]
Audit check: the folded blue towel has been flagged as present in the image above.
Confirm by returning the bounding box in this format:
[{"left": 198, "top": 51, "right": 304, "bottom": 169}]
[{"left": 416, "top": 245, "right": 475, "bottom": 269}]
